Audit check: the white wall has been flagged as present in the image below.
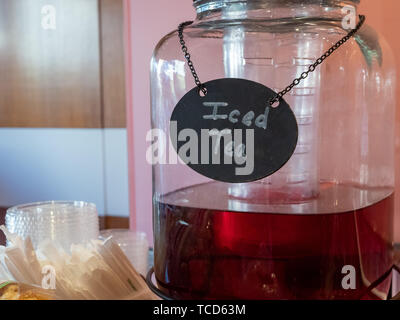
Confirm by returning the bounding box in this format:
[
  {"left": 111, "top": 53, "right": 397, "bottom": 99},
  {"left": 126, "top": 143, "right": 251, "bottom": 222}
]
[
  {"left": 0, "top": 128, "right": 129, "bottom": 217},
  {"left": 103, "top": 129, "right": 130, "bottom": 217}
]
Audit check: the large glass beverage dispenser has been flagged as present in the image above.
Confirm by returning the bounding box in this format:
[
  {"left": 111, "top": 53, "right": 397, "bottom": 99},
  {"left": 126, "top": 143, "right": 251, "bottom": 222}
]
[{"left": 150, "top": 0, "right": 396, "bottom": 299}]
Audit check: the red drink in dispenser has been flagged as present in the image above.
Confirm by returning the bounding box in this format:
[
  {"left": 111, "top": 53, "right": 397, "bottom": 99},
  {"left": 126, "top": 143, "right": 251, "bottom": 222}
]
[{"left": 154, "top": 182, "right": 393, "bottom": 299}]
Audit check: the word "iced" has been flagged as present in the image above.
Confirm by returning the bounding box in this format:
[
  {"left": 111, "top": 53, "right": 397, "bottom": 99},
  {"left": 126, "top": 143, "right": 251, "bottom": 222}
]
[{"left": 202, "top": 102, "right": 270, "bottom": 130}]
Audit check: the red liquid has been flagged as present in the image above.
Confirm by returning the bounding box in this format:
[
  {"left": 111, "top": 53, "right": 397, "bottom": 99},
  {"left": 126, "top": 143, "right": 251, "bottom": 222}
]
[{"left": 154, "top": 182, "right": 394, "bottom": 300}]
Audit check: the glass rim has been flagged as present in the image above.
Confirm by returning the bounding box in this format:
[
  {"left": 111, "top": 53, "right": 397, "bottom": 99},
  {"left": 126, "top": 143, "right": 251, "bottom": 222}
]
[
  {"left": 6, "top": 200, "right": 97, "bottom": 215},
  {"left": 193, "top": 0, "right": 360, "bottom": 3},
  {"left": 193, "top": 0, "right": 361, "bottom": 10}
]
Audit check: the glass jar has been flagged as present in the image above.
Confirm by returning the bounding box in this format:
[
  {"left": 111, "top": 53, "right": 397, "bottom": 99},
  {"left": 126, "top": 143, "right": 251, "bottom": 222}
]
[{"left": 150, "top": 0, "right": 396, "bottom": 300}]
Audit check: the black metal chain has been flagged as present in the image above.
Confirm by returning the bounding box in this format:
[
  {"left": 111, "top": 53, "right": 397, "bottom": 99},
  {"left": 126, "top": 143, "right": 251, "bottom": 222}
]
[
  {"left": 178, "top": 15, "right": 366, "bottom": 106},
  {"left": 178, "top": 21, "right": 208, "bottom": 96}
]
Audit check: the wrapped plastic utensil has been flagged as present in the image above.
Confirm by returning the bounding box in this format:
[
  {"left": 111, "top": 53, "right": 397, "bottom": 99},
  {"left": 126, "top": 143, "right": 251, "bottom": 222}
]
[{"left": 0, "top": 226, "right": 158, "bottom": 300}]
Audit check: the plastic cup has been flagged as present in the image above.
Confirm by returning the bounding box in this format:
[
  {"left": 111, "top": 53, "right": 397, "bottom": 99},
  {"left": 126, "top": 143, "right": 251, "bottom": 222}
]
[
  {"left": 5, "top": 201, "right": 99, "bottom": 251},
  {"left": 100, "top": 229, "right": 149, "bottom": 275}
]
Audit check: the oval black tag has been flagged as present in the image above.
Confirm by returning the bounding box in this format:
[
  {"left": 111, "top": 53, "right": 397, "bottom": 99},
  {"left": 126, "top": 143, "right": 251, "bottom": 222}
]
[{"left": 170, "top": 78, "right": 298, "bottom": 183}]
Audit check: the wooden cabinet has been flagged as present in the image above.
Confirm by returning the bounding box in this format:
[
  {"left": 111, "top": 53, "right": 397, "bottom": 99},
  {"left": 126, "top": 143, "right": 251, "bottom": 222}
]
[
  {"left": 0, "top": 0, "right": 125, "bottom": 128},
  {"left": 100, "top": 0, "right": 126, "bottom": 128},
  {"left": 0, "top": 0, "right": 128, "bottom": 236}
]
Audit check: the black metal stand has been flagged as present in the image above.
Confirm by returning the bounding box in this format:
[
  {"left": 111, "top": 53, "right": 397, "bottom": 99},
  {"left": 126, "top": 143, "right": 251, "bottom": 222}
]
[{"left": 146, "top": 267, "right": 174, "bottom": 300}]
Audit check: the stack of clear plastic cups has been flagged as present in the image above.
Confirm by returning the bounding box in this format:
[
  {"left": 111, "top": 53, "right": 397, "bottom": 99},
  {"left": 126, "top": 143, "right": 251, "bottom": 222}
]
[
  {"left": 5, "top": 201, "right": 99, "bottom": 251},
  {"left": 100, "top": 229, "right": 149, "bottom": 276}
]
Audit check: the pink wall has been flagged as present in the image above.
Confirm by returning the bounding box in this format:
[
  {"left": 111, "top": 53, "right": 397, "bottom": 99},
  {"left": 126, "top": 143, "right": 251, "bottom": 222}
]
[
  {"left": 125, "top": 1, "right": 400, "bottom": 243},
  {"left": 124, "top": 0, "right": 195, "bottom": 243},
  {"left": 359, "top": 0, "right": 400, "bottom": 242}
]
